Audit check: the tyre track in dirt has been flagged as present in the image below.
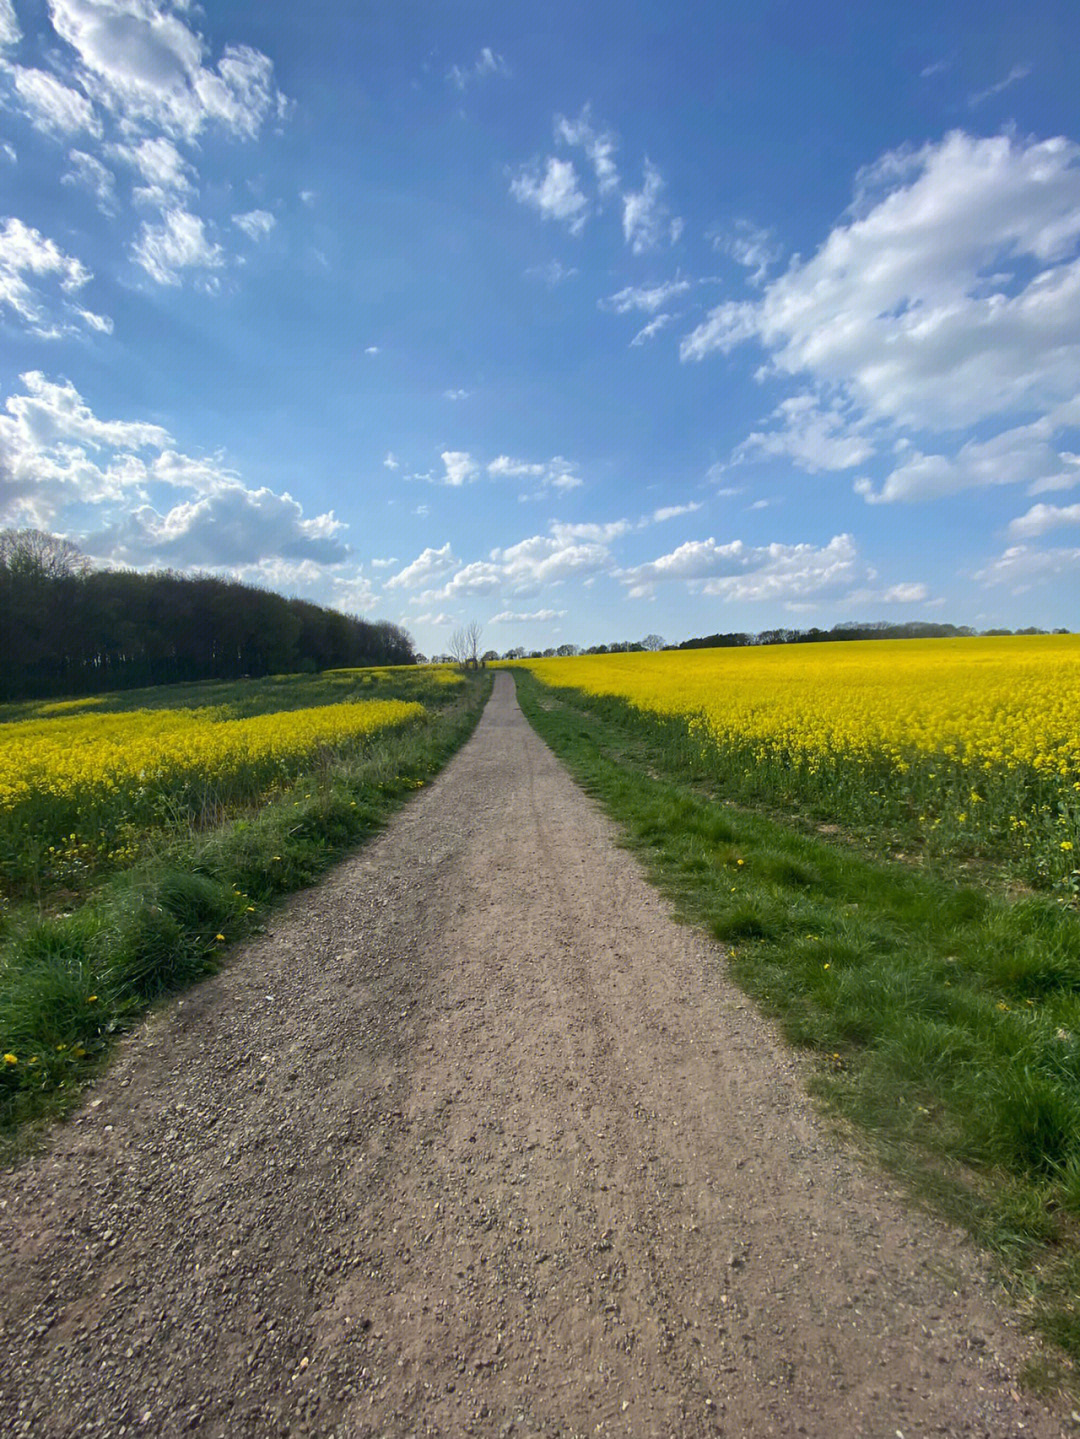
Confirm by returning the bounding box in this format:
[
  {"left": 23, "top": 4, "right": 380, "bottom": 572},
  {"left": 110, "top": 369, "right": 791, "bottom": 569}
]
[{"left": 0, "top": 673, "right": 1069, "bottom": 1437}]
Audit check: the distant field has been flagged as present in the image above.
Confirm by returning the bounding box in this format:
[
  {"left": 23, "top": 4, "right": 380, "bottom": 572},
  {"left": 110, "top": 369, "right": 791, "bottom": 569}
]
[
  {"left": 0, "top": 663, "right": 487, "bottom": 1141},
  {"left": 520, "top": 635, "right": 1080, "bottom": 895},
  {"left": 0, "top": 665, "right": 461, "bottom": 901}
]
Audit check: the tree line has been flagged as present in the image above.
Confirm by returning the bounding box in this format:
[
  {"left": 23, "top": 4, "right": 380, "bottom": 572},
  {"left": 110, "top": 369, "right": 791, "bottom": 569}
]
[{"left": 0, "top": 530, "right": 415, "bottom": 701}]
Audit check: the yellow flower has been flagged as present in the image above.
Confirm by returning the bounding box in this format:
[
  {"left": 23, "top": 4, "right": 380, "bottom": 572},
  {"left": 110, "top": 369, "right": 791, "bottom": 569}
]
[
  {"left": 1062, "top": 841, "right": 1075, "bottom": 852},
  {"left": 86, "top": 994, "right": 98, "bottom": 1004},
  {"left": 215, "top": 933, "right": 225, "bottom": 942},
  {"left": 3, "top": 1053, "right": 17, "bottom": 1066}
]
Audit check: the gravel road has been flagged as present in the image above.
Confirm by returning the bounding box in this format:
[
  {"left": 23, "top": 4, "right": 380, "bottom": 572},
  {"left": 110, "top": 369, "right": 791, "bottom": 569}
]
[{"left": 0, "top": 673, "right": 1070, "bottom": 1437}]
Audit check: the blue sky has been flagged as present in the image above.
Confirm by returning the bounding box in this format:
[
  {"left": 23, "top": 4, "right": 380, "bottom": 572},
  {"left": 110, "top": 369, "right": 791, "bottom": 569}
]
[{"left": 1, "top": 0, "right": 1079, "bottom": 655}]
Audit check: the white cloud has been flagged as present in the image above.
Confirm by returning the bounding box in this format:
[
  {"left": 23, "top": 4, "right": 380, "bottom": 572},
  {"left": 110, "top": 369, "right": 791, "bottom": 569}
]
[
  {"left": 490, "top": 532, "right": 613, "bottom": 591},
  {"left": 365, "top": 345, "right": 380, "bottom": 355},
  {"left": 487, "top": 453, "right": 583, "bottom": 493},
  {"left": 0, "top": 0, "right": 21, "bottom": 50},
  {"left": 969, "top": 64, "right": 1031, "bottom": 108},
  {"left": 555, "top": 106, "right": 619, "bottom": 194},
  {"left": 385, "top": 542, "right": 459, "bottom": 590},
  {"left": 490, "top": 608, "right": 565, "bottom": 624},
  {"left": 712, "top": 219, "right": 781, "bottom": 284},
  {"left": 1008, "top": 502, "right": 1080, "bottom": 539},
  {"left": 855, "top": 411, "right": 1077, "bottom": 503},
  {"left": 132, "top": 207, "right": 223, "bottom": 285},
  {"left": 511, "top": 157, "right": 589, "bottom": 235},
  {"left": 630, "top": 315, "right": 672, "bottom": 346},
  {"left": 1, "top": 372, "right": 346, "bottom": 575},
  {"left": 112, "top": 136, "right": 195, "bottom": 205},
  {"left": 735, "top": 393, "right": 875, "bottom": 473},
  {"left": 550, "top": 519, "right": 632, "bottom": 543},
  {"left": 845, "top": 581, "right": 930, "bottom": 605},
  {"left": 232, "top": 208, "right": 276, "bottom": 240},
  {"left": 524, "top": 259, "right": 578, "bottom": 286},
  {"left": 601, "top": 279, "right": 691, "bottom": 314},
  {"left": 974, "top": 544, "right": 1080, "bottom": 592},
  {"left": 75, "top": 306, "right": 113, "bottom": 333},
  {"left": 48, "top": 0, "right": 287, "bottom": 142},
  {"left": 683, "top": 130, "right": 1080, "bottom": 505},
  {"left": 440, "top": 450, "right": 478, "bottom": 486},
  {"left": 370, "top": 556, "right": 397, "bottom": 569},
  {"left": 620, "top": 532, "right": 861, "bottom": 603},
  {"left": 488, "top": 455, "right": 545, "bottom": 479},
  {"left": 684, "top": 132, "right": 1080, "bottom": 430},
  {"left": 444, "top": 388, "right": 469, "bottom": 400},
  {"left": 0, "top": 217, "right": 93, "bottom": 335},
  {"left": 653, "top": 502, "right": 702, "bottom": 522},
  {"left": 1, "top": 142, "right": 15, "bottom": 163},
  {"left": 87, "top": 486, "right": 347, "bottom": 569},
  {"left": 447, "top": 47, "right": 509, "bottom": 90},
  {"left": 383, "top": 451, "right": 399, "bottom": 470},
  {"left": 622, "top": 160, "right": 680, "bottom": 254},
  {"left": 62, "top": 148, "right": 117, "bottom": 211},
  {"left": 413, "top": 611, "right": 453, "bottom": 626},
  {"left": 13, "top": 66, "right": 101, "bottom": 137}
]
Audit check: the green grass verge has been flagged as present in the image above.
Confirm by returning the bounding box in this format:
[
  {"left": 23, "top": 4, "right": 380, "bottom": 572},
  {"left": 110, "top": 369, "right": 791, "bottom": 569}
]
[
  {"left": 0, "top": 671, "right": 491, "bottom": 1157},
  {"left": 513, "top": 669, "right": 1080, "bottom": 1385}
]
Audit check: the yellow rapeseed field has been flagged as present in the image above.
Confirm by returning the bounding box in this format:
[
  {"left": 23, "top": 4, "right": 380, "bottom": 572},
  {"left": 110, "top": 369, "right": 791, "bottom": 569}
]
[
  {"left": 0, "top": 699, "right": 424, "bottom": 815},
  {"left": 520, "top": 636, "right": 1080, "bottom": 882},
  {"left": 522, "top": 636, "right": 1080, "bottom": 778}
]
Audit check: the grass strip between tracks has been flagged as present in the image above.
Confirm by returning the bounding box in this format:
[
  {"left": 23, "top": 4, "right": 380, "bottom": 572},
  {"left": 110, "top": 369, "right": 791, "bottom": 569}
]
[
  {"left": 0, "top": 671, "right": 492, "bottom": 1156},
  {"left": 513, "top": 668, "right": 1080, "bottom": 1387}
]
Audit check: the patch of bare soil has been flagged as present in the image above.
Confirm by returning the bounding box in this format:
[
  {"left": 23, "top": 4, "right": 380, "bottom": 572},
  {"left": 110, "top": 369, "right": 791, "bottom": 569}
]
[{"left": 0, "top": 674, "right": 1070, "bottom": 1436}]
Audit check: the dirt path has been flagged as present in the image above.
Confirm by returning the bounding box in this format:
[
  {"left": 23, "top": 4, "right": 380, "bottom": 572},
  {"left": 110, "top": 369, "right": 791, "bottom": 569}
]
[{"left": 0, "top": 674, "right": 1070, "bottom": 1437}]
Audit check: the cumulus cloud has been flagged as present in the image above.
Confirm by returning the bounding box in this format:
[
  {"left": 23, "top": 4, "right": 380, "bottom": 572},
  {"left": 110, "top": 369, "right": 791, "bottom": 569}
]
[
  {"left": 1, "top": 371, "right": 348, "bottom": 578},
  {"left": 1007, "top": 502, "right": 1080, "bottom": 539},
  {"left": 47, "top": 0, "right": 287, "bottom": 142},
  {"left": 735, "top": 393, "right": 875, "bottom": 473},
  {"left": 384, "top": 543, "right": 459, "bottom": 590},
  {"left": 974, "top": 543, "right": 1080, "bottom": 591},
  {"left": 439, "top": 450, "right": 478, "bottom": 486},
  {"left": 555, "top": 106, "right": 619, "bottom": 194},
  {"left": 487, "top": 453, "right": 583, "bottom": 493},
  {"left": 232, "top": 208, "right": 276, "bottom": 240},
  {"left": 684, "top": 132, "right": 1080, "bottom": 424},
  {"left": 13, "top": 66, "right": 101, "bottom": 137},
  {"left": 132, "top": 207, "right": 224, "bottom": 285},
  {"left": 855, "top": 410, "right": 1078, "bottom": 503},
  {"left": 622, "top": 160, "right": 680, "bottom": 253},
  {"left": 510, "top": 157, "right": 589, "bottom": 234},
  {"left": 620, "top": 532, "right": 861, "bottom": 603},
  {"left": 87, "top": 485, "right": 347, "bottom": 569},
  {"left": 683, "top": 130, "right": 1080, "bottom": 504}
]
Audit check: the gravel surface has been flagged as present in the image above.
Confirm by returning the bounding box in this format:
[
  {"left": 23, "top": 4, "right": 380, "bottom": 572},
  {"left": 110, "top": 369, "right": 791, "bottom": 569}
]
[{"left": 0, "top": 673, "right": 1071, "bottom": 1437}]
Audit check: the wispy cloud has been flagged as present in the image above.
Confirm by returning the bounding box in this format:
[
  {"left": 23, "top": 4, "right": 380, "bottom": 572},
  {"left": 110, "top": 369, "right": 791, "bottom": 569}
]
[
  {"left": 510, "top": 157, "right": 589, "bottom": 234},
  {"left": 969, "top": 64, "right": 1032, "bottom": 107},
  {"left": 448, "top": 47, "right": 509, "bottom": 90}
]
